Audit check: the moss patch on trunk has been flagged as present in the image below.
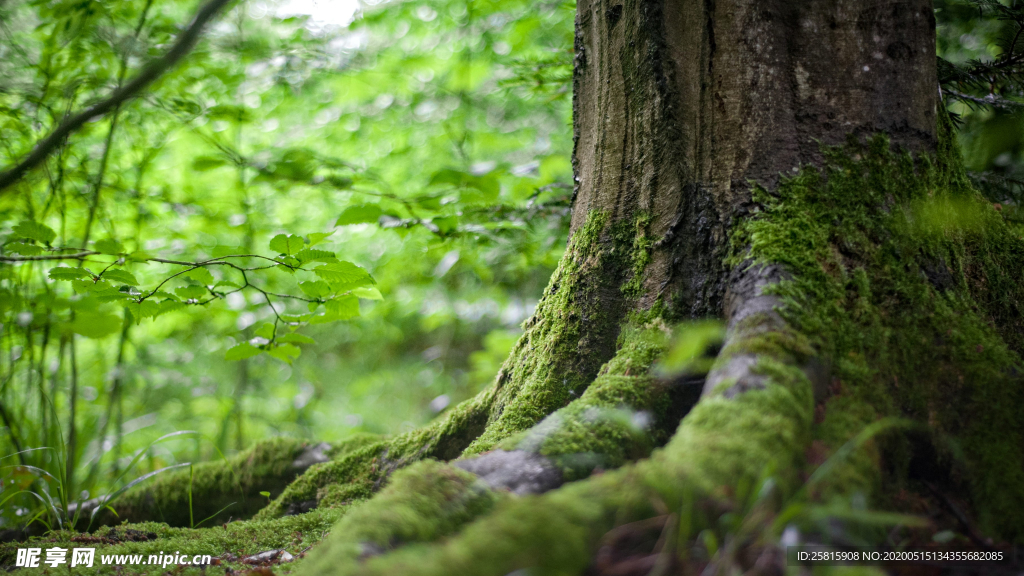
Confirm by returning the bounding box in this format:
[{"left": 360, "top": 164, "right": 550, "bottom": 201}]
[{"left": 731, "top": 127, "right": 1024, "bottom": 540}]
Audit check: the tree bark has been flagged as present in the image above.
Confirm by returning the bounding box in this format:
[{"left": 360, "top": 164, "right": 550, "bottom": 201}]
[{"left": 571, "top": 0, "right": 937, "bottom": 318}]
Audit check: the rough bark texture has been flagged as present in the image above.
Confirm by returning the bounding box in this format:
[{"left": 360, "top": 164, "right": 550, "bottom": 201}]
[
  {"left": 4, "top": 2, "right": 1023, "bottom": 576},
  {"left": 571, "top": 0, "right": 937, "bottom": 318}
]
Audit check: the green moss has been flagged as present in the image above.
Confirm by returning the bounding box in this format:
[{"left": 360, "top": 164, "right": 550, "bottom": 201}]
[
  {"left": 730, "top": 130, "right": 1024, "bottom": 539},
  {"left": 618, "top": 212, "right": 653, "bottom": 298},
  {"left": 327, "top": 433, "right": 384, "bottom": 458},
  {"left": 307, "top": 125, "right": 1023, "bottom": 573},
  {"left": 84, "top": 437, "right": 316, "bottom": 529},
  {"left": 299, "top": 460, "right": 502, "bottom": 574},
  {"left": 493, "top": 320, "right": 674, "bottom": 480},
  {"left": 258, "top": 389, "right": 494, "bottom": 519},
  {"left": 716, "top": 313, "right": 815, "bottom": 364},
  {"left": 305, "top": 354, "right": 815, "bottom": 576},
  {"left": 812, "top": 394, "right": 881, "bottom": 500},
  {"left": 0, "top": 507, "right": 343, "bottom": 576},
  {"left": 462, "top": 210, "right": 662, "bottom": 456},
  {"left": 462, "top": 211, "right": 612, "bottom": 454}
]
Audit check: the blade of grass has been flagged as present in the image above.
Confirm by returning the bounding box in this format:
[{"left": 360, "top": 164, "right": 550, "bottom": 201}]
[
  {"left": 188, "top": 464, "right": 194, "bottom": 528},
  {"left": 89, "top": 462, "right": 191, "bottom": 523},
  {"left": 193, "top": 501, "right": 237, "bottom": 529}
]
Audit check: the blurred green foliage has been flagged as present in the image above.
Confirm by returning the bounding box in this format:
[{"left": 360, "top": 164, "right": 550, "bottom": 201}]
[
  {"left": 0, "top": 0, "right": 573, "bottom": 526},
  {"left": 937, "top": 0, "right": 1024, "bottom": 224}
]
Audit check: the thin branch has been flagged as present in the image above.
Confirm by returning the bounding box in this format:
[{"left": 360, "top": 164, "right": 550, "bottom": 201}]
[
  {"left": 944, "top": 88, "right": 1024, "bottom": 110},
  {"left": 0, "top": 251, "right": 93, "bottom": 262},
  {"left": 0, "top": 0, "right": 238, "bottom": 194}
]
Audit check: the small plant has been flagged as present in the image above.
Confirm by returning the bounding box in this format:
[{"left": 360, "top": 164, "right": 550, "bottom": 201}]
[{"left": 1, "top": 430, "right": 241, "bottom": 533}]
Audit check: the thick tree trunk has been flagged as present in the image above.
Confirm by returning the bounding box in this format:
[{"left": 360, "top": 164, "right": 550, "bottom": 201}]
[
  {"left": 5, "top": 2, "right": 1023, "bottom": 575},
  {"left": 570, "top": 0, "right": 937, "bottom": 317}
]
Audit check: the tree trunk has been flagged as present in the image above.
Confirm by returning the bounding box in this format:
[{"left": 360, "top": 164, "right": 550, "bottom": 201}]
[
  {"left": 570, "top": 0, "right": 937, "bottom": 316},
  {"left": 6, "top": 1, "right": 1023, "bottom": 574}
]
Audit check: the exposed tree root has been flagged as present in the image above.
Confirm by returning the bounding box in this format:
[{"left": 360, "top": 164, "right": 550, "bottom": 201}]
[
  {"left": 255, "top": 389, "right": 495, "bottom": 519},
  {"left": 297, "top": 311, "right": 816, "bottom": 576},
  {"left": 74, "top": 437, "right": 332, "bottom": 529}
]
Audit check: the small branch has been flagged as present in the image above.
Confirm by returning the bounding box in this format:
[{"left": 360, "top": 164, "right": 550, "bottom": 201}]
[
  {"left": 0, "top": 251, "right": 95, "bottom": 262},
  {"left": 944, "top": 88, "right": 1023, "bottom": 110},
  {"left": 0, "top": 0, "right": 238, "bottom": 194}
]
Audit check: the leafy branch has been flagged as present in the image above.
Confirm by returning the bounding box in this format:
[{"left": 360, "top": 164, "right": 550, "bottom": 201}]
[
  {"left": 0, "top": 0, "right": 238, "bottom": 193},
  {"left": 1, "top": 222, "right": 381, "bottom": 365},
  {"left": 939, "top": 0, "right": 1024, "bottom": 111}
]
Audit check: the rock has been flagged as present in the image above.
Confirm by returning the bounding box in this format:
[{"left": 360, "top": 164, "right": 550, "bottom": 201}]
[{"left": 453, "top": 450, "right": 563, "bottom": 495}]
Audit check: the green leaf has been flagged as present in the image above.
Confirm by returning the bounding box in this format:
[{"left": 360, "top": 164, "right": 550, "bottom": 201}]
[
  {"left": 192, "top": 155, "right": 228, "bottom": 171},
  {"left": 214, "top": 281, "right": 241, "bottom": 290},
  {"left": 326, "top": 175, "right": 353, "bottom": 189},
  {"left": 254, "top": 323, "right": 275, "bottom": 340},
  {"left": 306, "top": 232, "right": 334, "bottom": 247},
  {"left": 336, "top": 205, "right": 383, "bottom": 226},
  {"left": 122, "top": 300, "right": 160, "bottom": 324},
  {"left": 207, "top": 104, "right": 251, "bottom": 122},
  {"left": 325, "top": 295, "right": 360, "bottom": 319},
  {"left": 6, "top": 242, "right": 43, "bottom": 256},
  {"left": 351, "top": 286, "right": 384, "bottom": 300},
  {"left": 280, "top": 314, "right": 311, "bottom": 324},
  {"left": 299, "top": 280, "right": 332, "bottom": 299},
  {"left": 655, "top": 321, "right": 726, "bottom": 376},
  {"left": 94, "top": 238, "right": 125, "bottom": 255},
  {"left": 313, "top": 262, "right": 373, "bottom": 291},
  {"left": 175, "top": 285, "right": 207, "bottom": 300},
  {"left": 267, "top": 343, "right": 301, "bottom": 364},
  {"left": 277, "top": 333, "right": 315, "bottom": 344},
  {"left": 459, "top": 181, "right": 499, "bottom": 204},
  {"left": 157, "top": 300, "right": 186, "bottom": 316},
  {"left": 428, "top": 168, "right": 469, "bottom": 187},
  {"left": 186, "top": 268, "right": 215, "bottom": 286},
  {"left": 12, "top": 221, "right": 56, "bottom": 244},
  {"left": 95, "top": 285, "right": 133, "bottom": 302},
  {"left": 69, "top": 311, "right": 122, "bottom": 338},
  {"left": 295, "top": 249, "right": 337, "bottom": 264},
  {"left": 432, "top": 216, "right": 459, "bottom": 234},
  {"left": 225, "top": 342, "right": 262, "bottom": 361},
  {"left": 49, "top": 267, "right": 92, "bottom": 281},
  {"left": 71, "top": 279, "right": 93, "bottom": 294},
  {"left": 101, "top": 269, "right": 138, "bottom": 286},
  {"left": 269, "top": 234, "right": 304, "bottom": 256},
  {"left": 270, "top": 148, "right": 316, "bottom": 181},
  {"left": 210, "top": 246, "right": 245, "bottom": 258},
  {"left": 430, "top": 169, "right": 500, "bottom": 204},
  {"left": 127, "top": 250, "right": 154, "bottom": 263}
]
